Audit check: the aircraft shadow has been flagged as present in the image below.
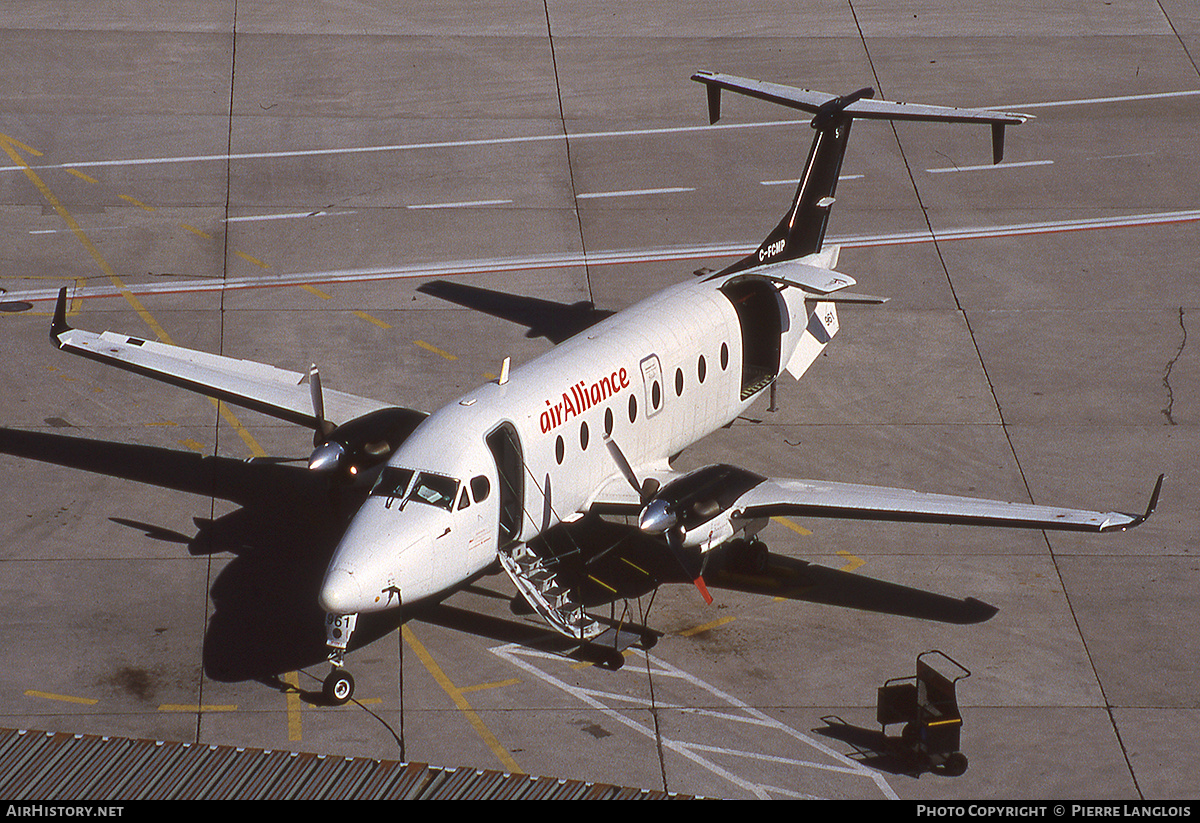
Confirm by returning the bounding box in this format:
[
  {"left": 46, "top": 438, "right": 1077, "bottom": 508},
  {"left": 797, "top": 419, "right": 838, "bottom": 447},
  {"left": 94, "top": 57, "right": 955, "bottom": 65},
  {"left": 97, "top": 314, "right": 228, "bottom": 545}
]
[
  {"left": 417, "top": 280, "right": 614, "bottom": 344},
  {"left": 539, "top": 515, "right": 998, "bottom": 625},
  {"left": 0, "top": 427, "right": 995, "bottom": 690},
  {"left": 0, "top": 426, "right": 358, "bottom": 682}
]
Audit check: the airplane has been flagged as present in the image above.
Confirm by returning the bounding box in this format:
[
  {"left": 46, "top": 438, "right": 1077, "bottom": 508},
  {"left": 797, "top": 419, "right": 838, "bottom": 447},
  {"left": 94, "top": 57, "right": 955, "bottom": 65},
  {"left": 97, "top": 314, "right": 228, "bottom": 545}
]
[{"left": 45, "top": 72, "right": 1162, "bottom": 705}]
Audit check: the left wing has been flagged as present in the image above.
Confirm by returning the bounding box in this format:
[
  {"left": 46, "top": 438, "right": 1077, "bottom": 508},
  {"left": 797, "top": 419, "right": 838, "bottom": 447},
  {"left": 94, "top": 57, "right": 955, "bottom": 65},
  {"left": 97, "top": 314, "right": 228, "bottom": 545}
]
[
  {"left": 50, "top": 288, "right": 397, "bottom": 428},
  {"left": 732, "top": 474, "right": 1164, "bottom": 534}
]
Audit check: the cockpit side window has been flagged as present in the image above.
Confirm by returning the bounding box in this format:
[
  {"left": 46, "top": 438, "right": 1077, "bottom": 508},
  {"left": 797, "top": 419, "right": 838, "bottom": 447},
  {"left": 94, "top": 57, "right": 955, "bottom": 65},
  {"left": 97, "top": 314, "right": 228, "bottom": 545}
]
[
  {"left": 457, "top": 489, "right": 471, "bottom": 510},
  {"left": 408, "top": 472, "right": 459, "bottom": 510},
  {"left": 470, "top": 475, "right": 490, "bottom": 502}
]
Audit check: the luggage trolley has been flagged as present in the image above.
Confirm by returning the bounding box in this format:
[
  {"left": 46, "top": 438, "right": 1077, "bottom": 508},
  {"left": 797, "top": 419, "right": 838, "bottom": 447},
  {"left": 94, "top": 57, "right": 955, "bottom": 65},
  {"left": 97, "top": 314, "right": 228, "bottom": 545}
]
[{"left": 876, "top": 650, "right": 971, "bottom": 775}]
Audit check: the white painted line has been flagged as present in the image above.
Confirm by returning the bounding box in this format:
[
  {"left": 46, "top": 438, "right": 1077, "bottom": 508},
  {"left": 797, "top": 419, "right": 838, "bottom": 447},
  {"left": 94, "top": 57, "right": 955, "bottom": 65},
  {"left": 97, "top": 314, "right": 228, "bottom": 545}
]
[
  {"left": 406, "top": 198, "right": 512, "bottom": 210},
  {"left": 576, "top": 187, "right": 694, "bottom": 199},
  {"left": 5, "top": 89, "right": 1197, "bottom": 177},
  {"left": 0, "top": 119, "right": 804, "bottom": 174},
  {"left": 226, "top": 210, "right": 353, "bottom": 222},
  {"left": 926, "top": 159, "right": 1054, "bottom": 174},
  {"left": 9, "top": 208, "right": 1199, "bottom": 306},
  {"left": 761, "top": 174, "right": 862, "bottom": 186},
  {"left": 999, "top": 88, "right": 1200, "bottom": 110}
]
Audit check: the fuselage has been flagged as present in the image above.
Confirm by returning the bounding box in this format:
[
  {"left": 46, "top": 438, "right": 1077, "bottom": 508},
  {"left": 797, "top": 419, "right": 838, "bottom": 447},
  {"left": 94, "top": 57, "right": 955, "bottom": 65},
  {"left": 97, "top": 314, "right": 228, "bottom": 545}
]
[{"left": 319, "top": 270, "right": 837, "bottom": 614}]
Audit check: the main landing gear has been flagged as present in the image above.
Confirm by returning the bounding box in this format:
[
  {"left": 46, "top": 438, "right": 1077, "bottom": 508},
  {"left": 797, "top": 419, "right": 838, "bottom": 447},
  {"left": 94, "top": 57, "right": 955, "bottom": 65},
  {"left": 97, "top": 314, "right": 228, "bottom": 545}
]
[{"left": 323, "top": 612, "right": 359, "bottom": 706}]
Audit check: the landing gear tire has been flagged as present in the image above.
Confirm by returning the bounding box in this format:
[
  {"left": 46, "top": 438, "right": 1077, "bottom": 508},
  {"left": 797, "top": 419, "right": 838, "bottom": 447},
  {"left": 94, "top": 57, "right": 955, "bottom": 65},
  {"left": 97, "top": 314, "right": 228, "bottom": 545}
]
[
  {"left": 323, "top": 669, "right": 355, "bottom": 706},
  {"left": 934, "top": 752, "right": 969, "bottom": 777}
]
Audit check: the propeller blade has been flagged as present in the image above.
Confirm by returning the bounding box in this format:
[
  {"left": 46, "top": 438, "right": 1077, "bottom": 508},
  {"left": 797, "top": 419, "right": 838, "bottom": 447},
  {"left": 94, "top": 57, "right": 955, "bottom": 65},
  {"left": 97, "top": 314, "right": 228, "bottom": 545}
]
[
  {"left": 603, "top": 435, "right": 659, "bottom": 503},
  {"left": 603, "top": 435, "right": 640, "bottom": 493},
  {"left": 309, "top": 364, "right": 335, "bottom": 445},
  {"left": 665, "top": 527, "right": 713, "bottom": 605}
]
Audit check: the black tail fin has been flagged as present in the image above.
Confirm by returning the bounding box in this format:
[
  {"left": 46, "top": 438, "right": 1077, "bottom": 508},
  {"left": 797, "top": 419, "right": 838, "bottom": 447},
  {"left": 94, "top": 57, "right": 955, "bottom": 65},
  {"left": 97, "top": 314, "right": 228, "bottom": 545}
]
[{"left": 691, "top": 72, "right": 1030, "bottom": 277}]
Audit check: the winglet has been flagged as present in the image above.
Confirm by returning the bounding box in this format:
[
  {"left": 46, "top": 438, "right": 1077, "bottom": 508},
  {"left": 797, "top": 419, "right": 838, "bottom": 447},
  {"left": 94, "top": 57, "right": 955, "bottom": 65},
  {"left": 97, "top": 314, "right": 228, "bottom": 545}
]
[
  {"left": 1125, "top": 473, "right": 1165, "bottom": 531},
  {"left": 50, "top": 287, "right": 71, "bottom": 346},
  {"left": 1102, "top": 474, "right": 1165, "bottom": 532}
]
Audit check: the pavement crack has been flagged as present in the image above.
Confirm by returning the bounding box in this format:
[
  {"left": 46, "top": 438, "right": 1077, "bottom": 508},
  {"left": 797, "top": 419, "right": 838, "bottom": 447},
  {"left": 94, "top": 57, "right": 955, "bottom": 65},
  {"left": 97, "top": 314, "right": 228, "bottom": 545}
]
[{"left": 1162, "top": 307, "right": 1186, "bottom": 425}]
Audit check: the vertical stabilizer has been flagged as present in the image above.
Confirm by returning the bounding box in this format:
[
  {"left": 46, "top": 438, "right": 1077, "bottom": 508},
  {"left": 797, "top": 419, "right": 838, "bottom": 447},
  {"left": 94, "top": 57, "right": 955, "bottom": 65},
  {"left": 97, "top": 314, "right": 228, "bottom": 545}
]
[{"left": 691, "top": 71, "right": 1030, "bottom": 279}]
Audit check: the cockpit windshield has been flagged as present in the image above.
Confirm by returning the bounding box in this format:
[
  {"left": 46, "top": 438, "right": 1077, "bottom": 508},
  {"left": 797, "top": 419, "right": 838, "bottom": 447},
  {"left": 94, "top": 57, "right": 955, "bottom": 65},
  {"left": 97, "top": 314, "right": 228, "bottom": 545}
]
[
  {"left": 371, "top": 467, "right": 414, "bottom": 501},
  {"left": 370, "top": 467, "right": 459, "bottom": 511},
  {"left": 407, "top": 472, "right": 459, "bottom": 510}
]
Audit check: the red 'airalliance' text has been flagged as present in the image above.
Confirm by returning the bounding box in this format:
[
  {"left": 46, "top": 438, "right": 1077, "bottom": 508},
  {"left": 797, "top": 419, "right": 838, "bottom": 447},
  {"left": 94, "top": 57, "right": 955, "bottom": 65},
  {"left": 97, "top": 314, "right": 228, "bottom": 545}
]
[{"left": 540, "top": 368, "right": 629, "bottom": 434}]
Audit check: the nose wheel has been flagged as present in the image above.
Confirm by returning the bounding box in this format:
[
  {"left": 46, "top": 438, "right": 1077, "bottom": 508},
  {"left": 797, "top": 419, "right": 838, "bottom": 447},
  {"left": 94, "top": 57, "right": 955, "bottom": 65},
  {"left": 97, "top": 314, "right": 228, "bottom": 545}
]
[
  {"left": 323, "top": 668, "right": 355, "bottom": 705},
  {"left": 323, "top": 612, "right": 359, "bottom": 705}
]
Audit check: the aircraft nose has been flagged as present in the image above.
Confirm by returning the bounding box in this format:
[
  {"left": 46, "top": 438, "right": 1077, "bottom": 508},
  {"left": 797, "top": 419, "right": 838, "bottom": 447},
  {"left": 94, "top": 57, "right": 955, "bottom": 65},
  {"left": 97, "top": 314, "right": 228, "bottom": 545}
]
[{"left": 318, "top": 566, "right": 364, "bottom": 614}]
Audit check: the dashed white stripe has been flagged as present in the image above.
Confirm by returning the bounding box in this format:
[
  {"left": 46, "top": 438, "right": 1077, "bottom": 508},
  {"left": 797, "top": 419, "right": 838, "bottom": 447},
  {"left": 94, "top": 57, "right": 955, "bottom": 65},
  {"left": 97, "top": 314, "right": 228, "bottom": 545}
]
[
  {"left": 927, "top": 159, "right": 1054, "bottom": 174},
  {"left": 576, "top": 187, "right": 695, "bottom": 199},
  {"left": 405, "top": 198, "right": 512, "bottom": 210}
]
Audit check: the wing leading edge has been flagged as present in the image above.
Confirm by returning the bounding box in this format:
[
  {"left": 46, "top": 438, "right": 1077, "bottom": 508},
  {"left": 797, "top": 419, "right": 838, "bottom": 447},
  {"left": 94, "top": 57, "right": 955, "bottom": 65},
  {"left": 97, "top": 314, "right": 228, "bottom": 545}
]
[
  {"left": 733, "top": 474, "right": 1164, "bottom": 534},
  {"left": 50, "top": 287, "right": 399, "bottom": 428}
]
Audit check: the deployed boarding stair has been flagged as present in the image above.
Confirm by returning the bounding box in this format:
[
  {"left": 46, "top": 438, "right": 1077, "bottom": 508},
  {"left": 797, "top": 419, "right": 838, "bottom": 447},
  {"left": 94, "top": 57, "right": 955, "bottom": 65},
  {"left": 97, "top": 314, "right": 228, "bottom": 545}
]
[{"left": 498, "top": 542, "right": 649, "bottom": 668}]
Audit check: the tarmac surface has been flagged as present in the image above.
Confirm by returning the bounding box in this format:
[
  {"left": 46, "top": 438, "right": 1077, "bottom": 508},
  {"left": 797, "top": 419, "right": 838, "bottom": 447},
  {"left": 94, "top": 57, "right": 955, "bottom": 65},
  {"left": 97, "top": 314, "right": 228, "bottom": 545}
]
[{"left": 0, "top": 0, "right": 1197, "bottom": 801}]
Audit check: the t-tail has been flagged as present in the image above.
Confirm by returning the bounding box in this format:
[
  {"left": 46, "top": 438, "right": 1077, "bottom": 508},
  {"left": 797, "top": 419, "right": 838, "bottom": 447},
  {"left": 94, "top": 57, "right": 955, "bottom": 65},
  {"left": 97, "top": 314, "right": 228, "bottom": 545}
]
[{"left": 692, "top": 71, "right": 1031, "bottom": 276}]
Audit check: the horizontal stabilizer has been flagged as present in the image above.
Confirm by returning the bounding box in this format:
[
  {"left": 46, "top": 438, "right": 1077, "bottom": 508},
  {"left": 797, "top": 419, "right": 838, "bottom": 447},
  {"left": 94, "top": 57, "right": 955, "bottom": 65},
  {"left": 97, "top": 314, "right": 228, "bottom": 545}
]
[{"left": 693, "top": 71, "right": 1030, "bottom": 127}]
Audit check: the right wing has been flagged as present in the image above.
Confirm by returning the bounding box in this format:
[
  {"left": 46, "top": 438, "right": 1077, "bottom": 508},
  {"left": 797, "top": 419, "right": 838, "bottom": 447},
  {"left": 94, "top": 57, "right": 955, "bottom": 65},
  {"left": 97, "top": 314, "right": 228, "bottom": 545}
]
[
  {"left": 733, "top": 475, "right": 1164, "bottom": 534},
  {"left": 50, "top": 288, "right": 401, "bottom": 428}
]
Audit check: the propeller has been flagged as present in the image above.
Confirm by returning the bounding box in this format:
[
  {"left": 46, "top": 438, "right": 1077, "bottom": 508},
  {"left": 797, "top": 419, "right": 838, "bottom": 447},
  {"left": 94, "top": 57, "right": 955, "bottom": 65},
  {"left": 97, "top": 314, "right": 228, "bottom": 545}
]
[
  {"left": 305, "top": 364, "right": 408, "bottom": 478},
  {"left": 307, "top": 364, "right": 346, "bottom": 473},
  {"left": 603, "top": 435, "right": 712, "bottom": 604}
]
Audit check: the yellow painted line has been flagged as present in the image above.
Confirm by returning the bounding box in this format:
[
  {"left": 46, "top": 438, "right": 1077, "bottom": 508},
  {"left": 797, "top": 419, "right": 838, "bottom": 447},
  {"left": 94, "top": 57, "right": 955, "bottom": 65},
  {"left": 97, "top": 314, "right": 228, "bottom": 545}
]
[
  {"left": 66, "top": 168, "right": 98, "bottom": 184},
  {"left": 414, "top": 339, "right": 456, "bottom": 360},
  {"left": 177, "top": 438, "right": 206, "bottom": 451},
  {"left": 460, "top": 678, "right": 521, "bottom": 694},
  {"left": 234, "top": 249, "right": 271, "bottom": 269},
  {"left": 180, "top": 222, "right": 211, "bottom": 239},
  {"left": 353, "top": 310, "right": 391, "bottom": 329},
  {"left": 402, "top": 625, "right": 522, "bottom": 774},
  {"left": 837, "top": 551, "right": 864, "bottom": 572},
  {"left": 285, "top": 671, "right": 302, "bottom": 741},
  {"left": 587, "top": 574, "right": 617, "bottom": 594},
  {"left": 119, "top": 194, "right": 155, "bottom": 212},
  {"left": 679, "top": 616, "right": 736, "bottom": 637},
  {"left": 158, "top": 704, "right": 238, "bottom": 712},
  {"left": 772, "top": 516, "right": 811, "bottom": 536},
  {"left": 216, "top": 401, "right": 267, "bottom": 458},
  {"left": 25, "top": 690, "right": 98, "bottom": 706},
  {"left": 0, "top": 134, "right": 268, "bottom": 460},
  {"left": 619, "top": 556, "right": 650, "bottom": 576},
  {"left": 145, "top": 420, "right": 178, "bottom": 426},
  {"left": 300, "top": 284, "right": 331, "bottom": 299},
  {"left": 928, "top": 718, "right": 962, "bottom": 727}
]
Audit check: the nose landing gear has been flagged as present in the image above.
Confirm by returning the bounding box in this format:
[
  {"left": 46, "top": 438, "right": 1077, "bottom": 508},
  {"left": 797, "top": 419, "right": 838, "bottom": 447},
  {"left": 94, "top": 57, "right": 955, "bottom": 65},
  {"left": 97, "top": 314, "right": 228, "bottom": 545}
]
[{"left": 323, "top": 612, "right": 359, "bottom": 706}]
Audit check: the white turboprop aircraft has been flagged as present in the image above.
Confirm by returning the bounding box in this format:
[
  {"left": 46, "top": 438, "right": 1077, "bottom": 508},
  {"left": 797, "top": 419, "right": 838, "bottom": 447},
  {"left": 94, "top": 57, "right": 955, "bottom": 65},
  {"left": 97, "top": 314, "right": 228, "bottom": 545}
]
[{"left": 47, "top": 73, "right": 1161, "bottom": 704}]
